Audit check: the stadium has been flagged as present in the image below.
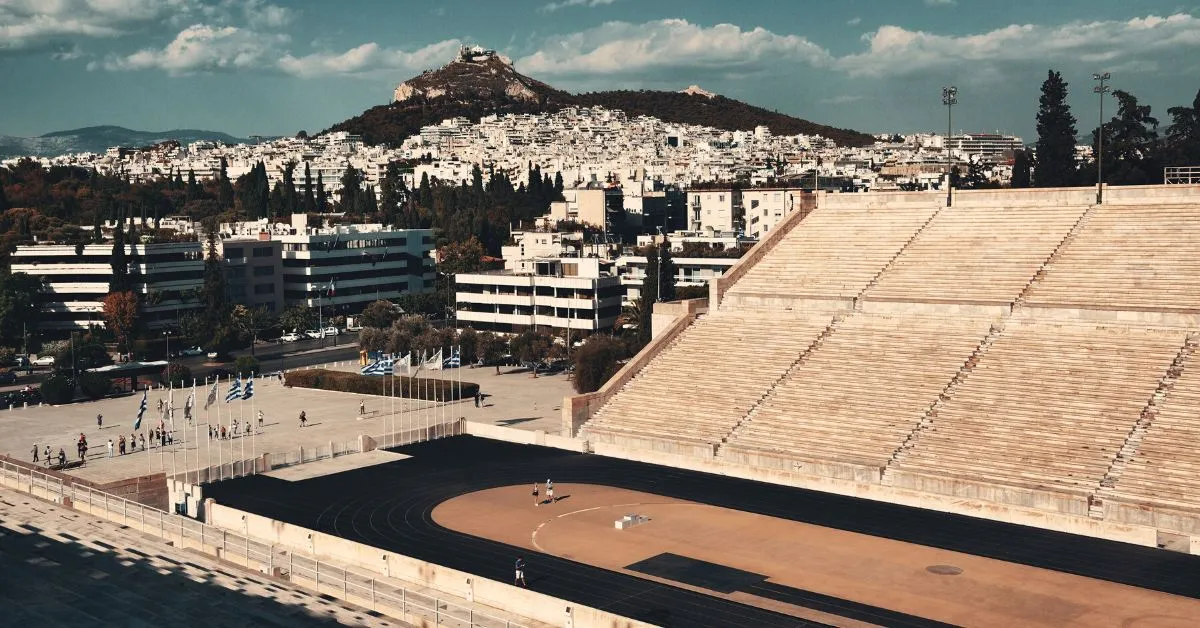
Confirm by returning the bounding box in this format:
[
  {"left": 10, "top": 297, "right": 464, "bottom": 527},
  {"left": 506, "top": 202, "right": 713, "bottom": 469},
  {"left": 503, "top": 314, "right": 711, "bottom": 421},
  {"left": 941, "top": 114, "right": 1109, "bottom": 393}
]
[{"left": 7, "top": 183, "right": 1200, "bottom": 627}]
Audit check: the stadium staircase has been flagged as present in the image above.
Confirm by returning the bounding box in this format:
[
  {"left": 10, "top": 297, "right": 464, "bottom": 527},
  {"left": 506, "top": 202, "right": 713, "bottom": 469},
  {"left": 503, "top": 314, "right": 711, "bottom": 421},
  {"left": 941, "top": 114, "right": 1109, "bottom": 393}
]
[
  {"left": 851, "top": 206, "right": 945, "bottom": 307},
  {"left": 881, "top": 320, "right": 1008, "bottom": 484},
  {"left": 1011, "top": 203, "right": 1097, "bottom": 308}
]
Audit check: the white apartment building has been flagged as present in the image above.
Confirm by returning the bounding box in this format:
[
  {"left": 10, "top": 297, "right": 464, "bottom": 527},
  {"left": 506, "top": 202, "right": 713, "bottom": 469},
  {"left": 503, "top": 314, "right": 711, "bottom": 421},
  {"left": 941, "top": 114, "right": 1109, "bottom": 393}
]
[
  {"left": 276, "top": 222, "right": 436, "bottom": 312},
  {"left": 739, "top": 188, "right": 809, "bottom": 239},
  {"left": 685, "top": 189, "right": 742, "bottom": 233},
  {"left": 455, "top": 257, "right": 623, "bottom": 334},
  {"left": 11, "top": 242, "right": 205, "bottom": 335},
  {"left": 949, "top": 133, "right": 1024, "bottom": 159},
  {"left": 614, "top": 255, "right": 738, "bottom": 304}
]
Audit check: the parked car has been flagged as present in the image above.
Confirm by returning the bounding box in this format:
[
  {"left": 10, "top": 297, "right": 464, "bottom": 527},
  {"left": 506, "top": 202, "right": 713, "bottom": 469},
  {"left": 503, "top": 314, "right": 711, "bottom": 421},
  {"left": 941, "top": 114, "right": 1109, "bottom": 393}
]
[
  {"left": 322, "top": 326, "right": 339, "bottom": 337},
  {"left": 303, "top": 329, "right": 323, "bottom": 340},
  {"left": 32, "top": 355, "right": 55, "bottom": 367},
  {"left": 280, "top": 332, "right": 302, "bottom": 343},
  {"left": 176, "top": 346, "right": 205, "bottom": 357},
  {"left": 0, "top": 371, "right": 17, "bottom": 385}
]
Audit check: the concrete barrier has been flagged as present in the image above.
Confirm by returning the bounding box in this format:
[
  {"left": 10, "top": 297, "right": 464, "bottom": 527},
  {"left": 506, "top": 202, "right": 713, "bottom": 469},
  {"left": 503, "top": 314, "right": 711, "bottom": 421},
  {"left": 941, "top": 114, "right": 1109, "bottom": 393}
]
[
  {"left": 208, "top": 503, "right": 652, "bottom": 628},
  {"left": 462, "top": 421, "right": 587, "bottom": 452}
]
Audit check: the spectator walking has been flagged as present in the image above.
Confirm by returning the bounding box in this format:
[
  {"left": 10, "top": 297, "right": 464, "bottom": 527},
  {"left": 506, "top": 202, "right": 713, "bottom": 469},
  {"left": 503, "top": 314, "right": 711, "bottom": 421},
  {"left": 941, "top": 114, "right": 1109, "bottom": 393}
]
[
  {"left": 532, "top": 482, "right": 540, "bottom": 506},
  {"left": 514, "top": 557, "right": 527, "bottom": 587},
  {"left": 57, "top": 449, "right": 66, "bottom": 467},
  {"left": 359, "top": 400, "right": 366, "bottom": 415},
  {"left": 474, "top": 391, "right": 481, "bottom": 408},
  {"left": 299, "top": 410, "right": 307, "bottom": 428},
  {"left": 32, "top": 444, "right": 38, "bottom": 463},
  {"left": 96, "top": 413, "right": 103, "bottom": 429},
  {"left": 138, "top": 433, "right": 145, "bottom": 450},
  {"left": 107, "top": 439, "right": 114, "bottom": 458},
  {"left": 546, "top": 479, "right": 554, "bottom": 504},
  {"left": 118, "top": 436, "right": 126, "bottom": 455},
  {"left": 257, "top": 410, "right": 264, "bottom": 427}
]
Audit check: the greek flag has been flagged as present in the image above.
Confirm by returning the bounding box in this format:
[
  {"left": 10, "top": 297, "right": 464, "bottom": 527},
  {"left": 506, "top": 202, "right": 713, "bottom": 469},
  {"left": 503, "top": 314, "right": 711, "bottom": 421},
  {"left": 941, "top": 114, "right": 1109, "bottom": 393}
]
[
  {"left": 133, "top": 390, "right": 147, "bottom": 430},
  {"left": 242, "top": 376, "right": 254, "bottom": 400},
  {"left": 225, "top": 377, "right": 242, "bottom": 403},
  {"left": 204, "top": 380, "right": 218, "bottom": 410},
  {"left": 361, "top": 358, "right": 393, "bottom": 376}
]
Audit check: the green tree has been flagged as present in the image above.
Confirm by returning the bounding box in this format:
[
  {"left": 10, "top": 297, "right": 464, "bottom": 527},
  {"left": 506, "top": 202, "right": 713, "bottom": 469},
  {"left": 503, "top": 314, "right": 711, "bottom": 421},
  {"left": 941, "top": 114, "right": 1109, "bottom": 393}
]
[
  {"left": 268, "top": 180, "right": 287, "bottom": 218},
  {"left": 231, "top": 304, "right": 276, "bottom": 356},
  {"left": 637, "top": 246, "right": 659, "bottom": 346},
  {"left": 199, "top": 224, "right": 230, "bottom": 349},
  {"left": 379, "top": 162, "right": 405, "bottom": 223},
  {"left": 457, "top": 327, "right": 478, "bottom": 364},
  {"left": 109, "top": 219, "right": 131, "bottom": 293},
  {"left": 1095, "top": 89, "right": 1160, "bottom": 185},
  {"left": 78, "top": 372, "right": 113, "bottom": 399},
  {"left": 53, "top": 334, "right": 112, "bottom": 374},
  {"left": 102, "top": 291, "right": 139, "bottom": 353},
  {"left": 39, "top": 373, "right": 76, "bottom": 404},
  {"left": 659, "top": 241, "right": 676, "bottom": 302},
  {"left": 510, "top": 329, "right": 552, "bottom": 374},
  {"left": 217, "top": 157, "right": 234, "bottom": 209},
  {"left": 0, "top": 177, "right": 8, "bottom": 211},
  {"left": 1165, "top": 87, "right": 1200, "bottom": 166},
  {"left": 316, "top": 172, "right": 327, "bottom": 212},
  {"left": 1011, "top": 149, "right": 1032, "bottom": 188},
  {"left": 302, "top": 163, "right": 315, "bottom": 213},
  {"left": 339, "top": 164, "right": 362, "bottom": 211},
  {"left": 281, "top": 160, "right": 298, "bottom": 215},
  {"left": 279, "top": 304, "right": 317, "bottom": 333},
  {"left": 0, "top": 272, "right": 43, "bottom": 348},
  {"left": 1033, "top": 70, "right": 1079, "bottom": 188},
  {"left": 234, "top": 355, "right": 261, "bottom": 377},
  {"left": 359, "top": 299, "right": 400, "bottom": 328},
  {"left": 572, "top": 335, "right": 625, "bottom": 393}
]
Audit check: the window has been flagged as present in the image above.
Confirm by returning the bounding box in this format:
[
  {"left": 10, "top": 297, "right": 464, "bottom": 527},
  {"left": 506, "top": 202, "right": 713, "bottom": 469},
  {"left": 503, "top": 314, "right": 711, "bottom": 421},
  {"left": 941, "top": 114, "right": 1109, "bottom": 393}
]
[
  {"left": 224, "top": 247, "right": 244, "bottom": 259},
  {"left": 253, "top": 283, "right": 275, "bottom": 295},
  {"left": 252, "top": 246, "right": 273, "bottom": 258},
  {"left": 252, "top": 265, "right": 274, "bottom": 277},
  {"left": 718, "top": 195, "right": 724, "bottom": 202}
]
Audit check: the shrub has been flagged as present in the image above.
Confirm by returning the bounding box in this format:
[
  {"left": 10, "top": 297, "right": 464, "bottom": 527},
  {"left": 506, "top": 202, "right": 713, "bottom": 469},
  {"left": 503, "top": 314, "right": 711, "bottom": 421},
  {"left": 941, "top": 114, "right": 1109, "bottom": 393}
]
[
  {"left": 284, "top": 368, "right": 478, "bottom": 401},
  {"left": 40, "top": 374, "right": 76, "bottom": 404},
  {"left": 78, "top": 372, "right": 113, "bottom": 399},
  {"left": 0, "top": 346, "right": 16, "bottom": 367},
  {"left": 164, "top": 363, "right": 193, "bottom": 387},
  {"left": 572, "top": 335, "right": 627, "bottom": 394},
  {"left": 234, "top": 356, "right": 260, "bottom": 377}
]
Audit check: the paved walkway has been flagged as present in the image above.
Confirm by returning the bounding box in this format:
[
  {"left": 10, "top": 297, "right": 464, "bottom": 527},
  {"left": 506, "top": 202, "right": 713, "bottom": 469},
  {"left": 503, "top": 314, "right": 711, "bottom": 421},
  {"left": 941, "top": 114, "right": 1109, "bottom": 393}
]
[
  {"left": 0, "top": 485, "right": 401, "bottom": 627},
  {"left": 0, "top": 367, "right": 574, "bottom": 485}
]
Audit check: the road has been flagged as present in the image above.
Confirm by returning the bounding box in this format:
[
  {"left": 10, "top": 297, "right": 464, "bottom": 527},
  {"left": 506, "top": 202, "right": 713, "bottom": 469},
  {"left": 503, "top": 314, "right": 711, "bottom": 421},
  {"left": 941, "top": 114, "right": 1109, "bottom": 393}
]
[{"left": 0, "top": 333, "right": 361, "bottom": 392}]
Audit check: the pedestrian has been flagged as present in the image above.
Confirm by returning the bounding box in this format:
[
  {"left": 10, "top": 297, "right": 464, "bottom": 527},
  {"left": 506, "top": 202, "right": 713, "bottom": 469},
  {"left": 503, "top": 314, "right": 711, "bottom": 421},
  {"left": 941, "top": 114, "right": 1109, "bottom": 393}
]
[
  {"left": 57, "top": 448, "right": 66, "bottom": 467},
  {"left": 130, "top": 432, "right": 136, "bottom": 451},
  {"left": 44, "top": 445, "right": 51, "bottom": 466},
  {"left": 299, "top": 410, "right": 307, "bottom": 428},
  {"left": 118, "top": 436, "right": 126, "bottom": 455},
  {"left": 167, "top": 430, "right": 174, "bottom": 445},
  {"left": 157, "top": 398, "right": 163, "bottom": 412},
  {"left": 546, "top": 479, "right": 554, "bottom": 504},
  {"left": 257, "top": 410, "right": 264, "bottom": 427},
  {"left": 32, "top": 444, "right": 38, "bottom": 463},
  {"left": 220, "top": 425, "right": 227, "bottom": 439},
  {"left": 532, "top": 482, "right": 540, "bottom": 507},
  {"left": 139, "top": 433, "right": 145, "bottom": 450},
  {"left": 107, "top": 438, "right": 114, "bottom": 458},
  {"left": 514, "top": 557, "right": 527, "bottom": 587},
  {"left": 97, "top": 413, "right": 103, "bottom": 429},
  {"left": 474, "top": 391, "right": 481, "bottom": 408},
  {"left": 359, "top": 400, "right": 366, "bottom": 415}
]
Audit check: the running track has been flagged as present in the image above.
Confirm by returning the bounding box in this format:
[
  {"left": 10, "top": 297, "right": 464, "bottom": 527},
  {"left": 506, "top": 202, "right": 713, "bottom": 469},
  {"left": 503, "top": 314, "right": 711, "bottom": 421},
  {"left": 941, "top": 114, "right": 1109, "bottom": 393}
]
[{"left": 206, "top": 437, "right": 1200, "bottom": 627}]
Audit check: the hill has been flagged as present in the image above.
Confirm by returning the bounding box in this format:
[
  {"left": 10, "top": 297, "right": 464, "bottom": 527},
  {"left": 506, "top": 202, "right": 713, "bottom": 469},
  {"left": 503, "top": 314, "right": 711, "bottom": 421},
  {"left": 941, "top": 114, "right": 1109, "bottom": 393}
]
[
  {"left": 0, "top": 126, "right": 257, "bottom": 158},
  {"left": 325, "top": 46, "right": 874, "bottom": 148}
]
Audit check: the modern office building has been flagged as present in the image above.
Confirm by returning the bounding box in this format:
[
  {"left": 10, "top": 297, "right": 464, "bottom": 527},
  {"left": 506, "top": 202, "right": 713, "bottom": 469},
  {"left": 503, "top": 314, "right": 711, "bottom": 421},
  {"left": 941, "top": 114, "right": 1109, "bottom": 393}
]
[
  {"left": 613, "top": 254, "right": 739, "bottom": 304},
  {"left": 948, "top": 133, "right": 1024, "bottom": 159},
  {"left": 11, "top": 242, "right": 205, "bottom": 334},
  {"left": 214, "top": 237, "right": 285, "bottom": 313},
  {"left": 276, "top": 222, "right": 436, "bottom": 313},
  {"left": 455, "top": 257, "right": 623, "bottom": 334}
]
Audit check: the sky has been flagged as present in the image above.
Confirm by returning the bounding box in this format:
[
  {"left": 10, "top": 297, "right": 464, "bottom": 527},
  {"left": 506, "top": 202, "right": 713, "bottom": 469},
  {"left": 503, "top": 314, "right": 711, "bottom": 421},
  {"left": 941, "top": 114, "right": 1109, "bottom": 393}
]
[{"left": 2, "top": 0, "right": 1199, "bottom": 140}]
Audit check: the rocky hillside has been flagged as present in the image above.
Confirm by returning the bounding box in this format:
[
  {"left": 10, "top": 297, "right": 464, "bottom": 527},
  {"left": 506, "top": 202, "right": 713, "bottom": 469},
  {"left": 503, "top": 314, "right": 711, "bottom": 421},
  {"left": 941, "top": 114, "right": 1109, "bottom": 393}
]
[{"left": 325, "top": 47, "right": 874, "bottom": 147}]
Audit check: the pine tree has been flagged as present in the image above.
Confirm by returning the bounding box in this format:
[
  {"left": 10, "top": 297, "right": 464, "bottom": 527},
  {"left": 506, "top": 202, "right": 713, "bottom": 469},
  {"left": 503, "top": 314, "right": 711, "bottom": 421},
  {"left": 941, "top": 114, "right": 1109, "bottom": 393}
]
[
  {"left": 1033, "top": 70, "right": 1079, "bottom": 188},
  {"left": 302, "top": 163, "right": 315, "bottom": 213},
  {"left": 638, "top": 246, "right": 659, "bottom": 346},
  {"left": 217, "top": 157, "right": 234, "bottom": 208},
  {"left": 281, "top": 160, "right": 298, "bottom": 215},
  {"left": 1011, "top": 150, "right": 1032, "bottom": 188},
  {"left": 418, "top": 172, "right": 433, "bottom": 208},
  {"left": 269, "top": 181, "right": 287, "bottom": 218},
  {"left": 109, "top": 217, "right": 130, "bottom": 293},
  {"left": 379, "top": 162, "right": 405, "bottom": 223},
  {"left": 339, "top": 164, "right": 361, "bottom": 211},
  {"left": 1097, "top": 90, "right": 1160, "bottom": 185},
  {"left": 659, "top": 241, "right": 677, "bottom": 302},
  {"left": 316, "top": 173, "right": 327, "bottom": 212},
  {"left": 1165, "top": 88, "right": 1200, "bottom": 166},
  {"left": 186, "top": 169, "right": 201, "bottom": 202}
]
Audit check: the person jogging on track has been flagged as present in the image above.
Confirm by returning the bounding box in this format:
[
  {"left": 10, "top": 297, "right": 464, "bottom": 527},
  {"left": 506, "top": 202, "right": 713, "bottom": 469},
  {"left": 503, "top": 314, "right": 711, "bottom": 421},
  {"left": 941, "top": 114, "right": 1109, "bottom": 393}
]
[
  {"left": 514, "top": 557, "right": 527, "bottom": 587},
  {"left": 532, "top": 482, "right": 540, "bottom": 506},
  {"left": 546, "top": 478, "right": 554, "bottom": 504}
]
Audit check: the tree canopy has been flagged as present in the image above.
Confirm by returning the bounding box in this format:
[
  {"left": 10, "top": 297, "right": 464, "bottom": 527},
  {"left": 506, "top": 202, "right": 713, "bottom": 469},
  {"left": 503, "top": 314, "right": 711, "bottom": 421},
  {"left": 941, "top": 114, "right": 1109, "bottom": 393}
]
[{"left": 1034, "top": 70, "right": 1079, "bottom": 188}]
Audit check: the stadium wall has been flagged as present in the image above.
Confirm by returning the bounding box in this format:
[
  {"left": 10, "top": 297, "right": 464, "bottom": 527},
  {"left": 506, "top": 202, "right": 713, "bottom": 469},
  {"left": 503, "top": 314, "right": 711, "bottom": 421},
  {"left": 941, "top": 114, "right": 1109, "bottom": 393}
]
[{"left": 207, "top": 502, "right": 653, "bottom": 628}]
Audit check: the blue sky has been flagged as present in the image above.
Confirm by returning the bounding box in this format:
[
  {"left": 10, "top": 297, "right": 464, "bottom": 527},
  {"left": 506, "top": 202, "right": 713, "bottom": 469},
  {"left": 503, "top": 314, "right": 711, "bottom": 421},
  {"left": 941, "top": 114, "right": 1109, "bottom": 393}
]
[{"left": 2, "top": 0, "right": 1199, "bottom": 140}]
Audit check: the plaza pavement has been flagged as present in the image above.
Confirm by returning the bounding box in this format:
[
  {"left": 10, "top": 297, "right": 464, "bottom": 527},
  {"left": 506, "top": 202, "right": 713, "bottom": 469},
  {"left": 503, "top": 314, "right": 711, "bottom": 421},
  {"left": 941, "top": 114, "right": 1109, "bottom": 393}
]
[{"left": 0, "top": 364, "right": 574, "bottom": 485}]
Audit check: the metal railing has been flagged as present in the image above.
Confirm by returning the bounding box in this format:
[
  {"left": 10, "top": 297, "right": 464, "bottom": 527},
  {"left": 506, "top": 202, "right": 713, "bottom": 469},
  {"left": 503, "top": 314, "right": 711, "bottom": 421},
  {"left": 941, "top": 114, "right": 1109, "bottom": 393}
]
[
  {"left": 1164, "top": 166, "right": 1200, "bottom": 185},
  {"left": 0, "top": 459, "right": 529, "bottom": 628}
]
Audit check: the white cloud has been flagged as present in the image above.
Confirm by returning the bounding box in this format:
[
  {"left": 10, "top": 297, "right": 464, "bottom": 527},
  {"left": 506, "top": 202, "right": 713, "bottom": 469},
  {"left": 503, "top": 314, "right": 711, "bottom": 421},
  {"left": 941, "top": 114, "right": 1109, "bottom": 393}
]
[
  {"left": 278, "top": 39, "right": 462, "bottom": 78},
  {"left": 241, "top": 0, "right": 293, "bottom": 29},
  {"left": 541, "top": 0, "right": 618, "bottom": 13},
  {"left": 0, "top": 0, "right": 195, "bottom": 53},
  {"left": 95, "top": 23, "right": 287, "bottom": 75},
  {"left": 846, "top": 17, "right": 862, "bottom": 26},
  {"left": 517, "top": 19, "right": 831, "bottom": 77},
  {"left": 925, "top": 0, "right": 956, "bottom": 6},
  {"left": 836, "top": 13, "right": 1200, "bottom": 77}
]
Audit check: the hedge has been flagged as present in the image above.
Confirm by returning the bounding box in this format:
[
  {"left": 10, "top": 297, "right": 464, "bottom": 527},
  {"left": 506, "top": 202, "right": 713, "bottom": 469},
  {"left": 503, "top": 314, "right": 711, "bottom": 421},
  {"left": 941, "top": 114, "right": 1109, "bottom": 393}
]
[
  {"left": 78, "top": 372, "right": 113, "bottom": 400},
  {"left": 284, "top": 368, "right": 479, "bottom": 401},
  {"left": 40, "top": 374, "right": 76, "bottom": 405}
]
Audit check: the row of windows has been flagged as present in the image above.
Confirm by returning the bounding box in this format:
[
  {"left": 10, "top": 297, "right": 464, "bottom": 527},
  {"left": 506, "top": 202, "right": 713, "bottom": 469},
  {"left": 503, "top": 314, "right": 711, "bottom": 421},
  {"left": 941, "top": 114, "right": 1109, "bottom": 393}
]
[
  {"left": 283, "top": 267, "right": 428, "bottom": 284},
  {"left": 224, "top": 246, "right": 277, "bottom": 259},
  {"left": 281, "top": 237, "right": 413, "bottom": 252},
  {"left": 283, "top": 282, "right": 411, "bottom": 301},
  {"left": 281, "top": 252, "right": 425, "bottom": 268}
]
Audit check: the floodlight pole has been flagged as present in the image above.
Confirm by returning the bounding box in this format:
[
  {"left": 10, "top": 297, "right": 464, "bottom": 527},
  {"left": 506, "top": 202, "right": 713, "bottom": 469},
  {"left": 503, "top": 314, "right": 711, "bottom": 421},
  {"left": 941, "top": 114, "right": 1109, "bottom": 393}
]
[
  {"left": 1093, "top": 72, "right": 1111, "bottom": 205},
  {"left": 942, "top": 86, "right": 958, "bottom": 207}
]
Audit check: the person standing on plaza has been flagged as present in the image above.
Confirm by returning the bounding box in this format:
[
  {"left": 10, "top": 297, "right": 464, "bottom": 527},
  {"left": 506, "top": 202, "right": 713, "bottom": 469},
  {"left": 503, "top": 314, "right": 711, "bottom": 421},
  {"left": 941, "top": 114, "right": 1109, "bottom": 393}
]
[
  {"left": 57, "top": 448, "right": 66, "bottom": 467},
  {"left": 257, "top": 410, "right": 264, "bottom": 428},
  {"left": 107, "top": 438, "right": 114, "bottom": 458},
  {"left": 359, "top": 400, "right": 366, "bottom": 415},
  {"left": 139, "top": 433, "right": 145, "bottom": 451},
  {"left": 44, "top": 445, "right": 51, "bottom": 466},
  {"left": 97, "top": 413, "right": 103, "bottom": 429},
  {"left": 32, "top": 444, "right": 38, "bottom": 463},
  {"left": 299, "top": 410, "right": 307, "bottom": 428}
]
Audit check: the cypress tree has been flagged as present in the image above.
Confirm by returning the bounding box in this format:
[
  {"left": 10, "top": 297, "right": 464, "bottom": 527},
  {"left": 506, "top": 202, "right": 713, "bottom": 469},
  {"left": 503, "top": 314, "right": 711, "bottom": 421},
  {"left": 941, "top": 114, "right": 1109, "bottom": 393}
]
[
  {"left": 1033, "top": 70, "right": 1079, "bottom": 188},
  {"left": 316, "top": 173, "right": 327, "bottom": 212},
  {"left": 1011, "top": 149, "right": 1032, "bottom": 188},
  {"left": 659, "top": 241, "right": 677, "bottom": 302}
]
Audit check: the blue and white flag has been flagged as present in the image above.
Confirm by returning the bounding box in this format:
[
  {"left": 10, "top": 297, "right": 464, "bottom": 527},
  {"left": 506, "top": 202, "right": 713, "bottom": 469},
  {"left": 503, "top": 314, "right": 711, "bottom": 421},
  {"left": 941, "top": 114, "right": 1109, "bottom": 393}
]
[
  {"left": 360, "top": 360, "right": 379, "bottom": 375},
  {"left": 225, "top": 377, "right": 242, "bottom": 403},
  {"left": 443, "top": 346, "right": 460, "bottom": 369},
  {"left": 242, "top": 376, "right": 254, "bottom": 401},
  {"left": 203, "top": 380, "right": 218, "bottom": 410},
  {"left": 361, "top": 358, "right": 393, "bottom": 376},
  {"left": 133, "top": 390, "right": 147, "bottom": 430}
]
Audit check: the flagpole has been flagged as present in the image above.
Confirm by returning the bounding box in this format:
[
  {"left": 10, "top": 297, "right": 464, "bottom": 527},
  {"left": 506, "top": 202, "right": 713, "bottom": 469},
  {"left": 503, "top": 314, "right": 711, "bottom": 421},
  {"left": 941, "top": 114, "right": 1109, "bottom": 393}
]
[
  {"left": 169, "top": 380, "right": 177, "bottom": 480},
  {"left": 217, "top": 375, "right": 224, "bottom": 481},
  {"left": 239, "top": 381, "right": 245, "bottom": 478},
  {"left": 205, "top": 378, "right": 212, "bottom": 482},
  {"left": 143, "top": 387, "right": 151, "bottom": 475},
  {"left": 250, "top": 373, "right": 256, "bottom": 475},
  {"left": 192, "top": 379, "right": 198, "bottom": 484}
]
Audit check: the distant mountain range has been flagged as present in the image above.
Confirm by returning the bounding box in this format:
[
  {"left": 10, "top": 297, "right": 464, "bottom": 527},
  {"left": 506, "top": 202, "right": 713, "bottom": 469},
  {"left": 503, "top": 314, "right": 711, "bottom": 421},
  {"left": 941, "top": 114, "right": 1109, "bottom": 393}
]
[
  {"left": 327, "top": 46, "right": 875, "bottom": 148},
  {"left": 0, "top": 126, "right": 257, "bottom": 159}
]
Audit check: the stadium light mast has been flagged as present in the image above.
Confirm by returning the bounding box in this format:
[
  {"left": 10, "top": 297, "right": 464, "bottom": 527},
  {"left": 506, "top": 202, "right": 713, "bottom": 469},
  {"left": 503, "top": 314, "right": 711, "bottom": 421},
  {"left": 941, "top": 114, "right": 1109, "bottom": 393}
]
[
  {"left": 1093, "top": 72, "right": 1111, "bottom": 205},
  {"left": 942, "top": 86, "right": 958, "bottom": 207}
]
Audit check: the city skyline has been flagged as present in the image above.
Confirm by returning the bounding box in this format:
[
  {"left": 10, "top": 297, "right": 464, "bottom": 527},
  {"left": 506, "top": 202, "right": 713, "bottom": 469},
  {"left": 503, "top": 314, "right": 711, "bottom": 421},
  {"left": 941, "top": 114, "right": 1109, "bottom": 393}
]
[{"left": 2, "top": 0, "right": 1199, "bottom": 141}]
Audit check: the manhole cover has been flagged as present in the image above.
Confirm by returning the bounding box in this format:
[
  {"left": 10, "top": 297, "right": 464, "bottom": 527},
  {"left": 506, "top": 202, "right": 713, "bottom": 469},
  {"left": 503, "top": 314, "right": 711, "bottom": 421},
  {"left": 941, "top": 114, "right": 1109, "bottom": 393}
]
[{"left": 926, "top": 565, "right": 963, "bottom": 575}]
